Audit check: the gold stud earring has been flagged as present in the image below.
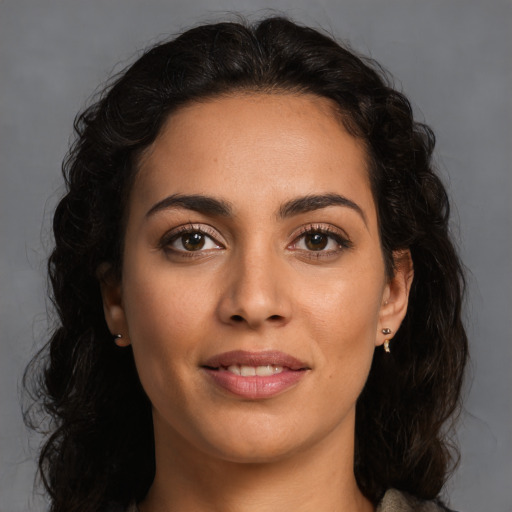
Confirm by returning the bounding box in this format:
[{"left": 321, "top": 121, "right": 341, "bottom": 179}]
[{"left": 114, "top": 334, "right": 127, "bottom": 347}]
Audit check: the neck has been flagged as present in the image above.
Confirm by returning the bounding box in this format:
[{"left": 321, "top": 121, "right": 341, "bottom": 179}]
[{"left": 139, "top": 410, "right": 374, "bottom": 512}]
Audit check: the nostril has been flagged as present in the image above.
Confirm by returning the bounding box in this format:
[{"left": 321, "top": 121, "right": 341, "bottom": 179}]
[{"left": 228, "top": 314, "right": 285, "bottom": 325}]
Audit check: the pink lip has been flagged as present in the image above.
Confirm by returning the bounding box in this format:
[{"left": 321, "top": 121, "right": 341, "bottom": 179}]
[
  {"left": 202, "top": 350, "right": 310, "bottom": 400},
  {"left": 203, "top": 350, "right": 309, "bottom": 370}
]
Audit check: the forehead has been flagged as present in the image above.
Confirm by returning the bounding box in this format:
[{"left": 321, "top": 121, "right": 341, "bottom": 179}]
[{"left": 133, "top": 93, "right": 374, "bottom": 219}]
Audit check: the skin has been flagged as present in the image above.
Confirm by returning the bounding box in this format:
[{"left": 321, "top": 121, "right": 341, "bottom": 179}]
[{"left": 101, "top": 93, "right": 413, "bottom": 512}]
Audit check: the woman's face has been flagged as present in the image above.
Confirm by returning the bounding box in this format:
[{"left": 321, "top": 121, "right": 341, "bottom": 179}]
[{"left": 102, "top": 93, "right": 411, "bottom": 463}]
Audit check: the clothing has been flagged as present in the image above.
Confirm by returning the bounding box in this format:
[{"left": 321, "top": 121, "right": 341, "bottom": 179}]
[
  {"left": 126, "top": 488, "right": 454, "bottom": 511},
  {"left": 376, "top": 489, "right": 455, "bottom": 511}
]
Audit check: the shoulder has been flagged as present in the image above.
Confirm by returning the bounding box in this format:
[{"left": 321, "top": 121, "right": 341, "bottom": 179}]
[{"left": 377, "top": 489, "right": 457, "bottom": 512}]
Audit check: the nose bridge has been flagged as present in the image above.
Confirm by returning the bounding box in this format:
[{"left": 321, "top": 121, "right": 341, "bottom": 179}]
[{"left": 218, "top": 235, "right": 291, "bottom": 328}]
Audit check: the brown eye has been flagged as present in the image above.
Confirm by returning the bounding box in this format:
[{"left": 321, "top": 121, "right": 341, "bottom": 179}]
[
  {"left": 289, "top": 226, "right": 353, "bottom": 256},
  {"left": 181, "top": 232, "right": 206, "bottom": 251},
  {"left": 162, "top": 227, "right": 223, "bottom": 255},
  {"left": 304, "top": 233, "right": 328, "bottom": 251}
]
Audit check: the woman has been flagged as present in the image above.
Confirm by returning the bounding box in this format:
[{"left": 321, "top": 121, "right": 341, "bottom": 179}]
[{"left": 26, "top": 16, "right": 468, "bottom": 512}]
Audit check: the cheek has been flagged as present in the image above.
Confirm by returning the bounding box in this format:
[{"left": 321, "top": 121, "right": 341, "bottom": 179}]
[
  {"left": 299, "top": 266, "right": 384, "bottom": 389},
  {"left": 120, "top": 263, "right": 211, "bottom": 389},
  {"left": 301, "top": 268, "right": 384, "bottom": 342},
  {"left": 123, "top": 249, "right": 211, "bottom": 335}
]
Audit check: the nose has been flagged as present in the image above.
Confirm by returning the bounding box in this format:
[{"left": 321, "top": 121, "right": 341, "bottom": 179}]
[{"left": 216, "top": 246, "right": 292, "bottom": 329}]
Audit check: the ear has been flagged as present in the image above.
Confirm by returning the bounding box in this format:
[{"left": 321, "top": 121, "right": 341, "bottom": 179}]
[
  {"left": 376, "top": 249, "right": 414, "bottom": 347},
  {"left": 97, "top": 263, "right": 130, "bottom": 347}
]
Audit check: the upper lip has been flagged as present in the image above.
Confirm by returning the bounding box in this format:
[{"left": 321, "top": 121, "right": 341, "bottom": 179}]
[{"left": 203, "top": 350, "right": 310, "bottom": 370}]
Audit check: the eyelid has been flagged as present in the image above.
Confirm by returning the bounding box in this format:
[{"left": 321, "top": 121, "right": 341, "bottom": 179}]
[
  {"left": 158, "top": 223, "right": 225, "bottom": 251},
  {"left": 288, "top": 223, "right": 353, "bottom": 253},
  {"left": 293, "top": 223, "right": 350, "bottom": 240}
]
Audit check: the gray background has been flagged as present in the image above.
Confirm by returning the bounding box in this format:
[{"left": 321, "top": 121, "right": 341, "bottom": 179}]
[{"left": 1, "top": 1, "right": 511, "bottom": 511}]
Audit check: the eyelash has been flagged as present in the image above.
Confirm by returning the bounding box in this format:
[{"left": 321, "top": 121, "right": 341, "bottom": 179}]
[
  {"left": 288, "top": 225, "right": 353, "bottom": 259},
  {"left": 159, "top": 223, "right": 353, "bottom": 259},
  {"left": 159, "top": 224, "right": 224, "bottom": 258}
]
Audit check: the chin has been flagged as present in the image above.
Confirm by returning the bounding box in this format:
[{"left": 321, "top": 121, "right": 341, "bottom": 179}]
[
  {"left": 174, "top": 413, "right": 310, "bottom": 465},
  {"left": 190, "top": 412, "right": 343, "bottom": 466},
  {"left": 204, "top": 438, "right": 304, "bottom": 465}
]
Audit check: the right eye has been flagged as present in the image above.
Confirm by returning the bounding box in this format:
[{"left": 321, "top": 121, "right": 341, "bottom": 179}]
[{"left": 160, "top": 225, "right": 224, "bottom": 256}]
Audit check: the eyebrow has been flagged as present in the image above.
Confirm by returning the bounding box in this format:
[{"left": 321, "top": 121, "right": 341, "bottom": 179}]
[
  {"left": 279, "top": 193, "right": 367, "bottom": 225},
  {"left": 146, "top": 194, "right": 233, "bottom": 218},
  {"left": 145, "top": 192, "right": 367, "bottom": 225}
]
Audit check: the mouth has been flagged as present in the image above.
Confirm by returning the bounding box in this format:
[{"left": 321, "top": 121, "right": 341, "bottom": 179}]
[
  {"left": 213, "top": 364, "right": 289, "bottom": 377},
  {"left": 202, "top": 350, "right": 310, "bottom": 372},
  {"left": 201, "top": 350, "right": 310, "bottom": 399}
]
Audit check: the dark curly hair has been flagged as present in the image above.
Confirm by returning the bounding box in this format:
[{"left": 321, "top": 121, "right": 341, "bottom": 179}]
[{"left": 25, "top": 16, "right": 468, "bottom": 512}]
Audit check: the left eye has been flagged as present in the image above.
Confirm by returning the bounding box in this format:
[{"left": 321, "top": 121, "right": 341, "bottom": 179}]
[
  {"left": 289, "top": 226, "right": 353, "bottom": 254},
  {"left": 167, "top": 231, "right": 222, "bottom": 252},
  {"left": 304, "top": 233, "right": 332, "bottom": 251},
  {"left": 294, "top": 232, "right": 341, "bottom": 251}
]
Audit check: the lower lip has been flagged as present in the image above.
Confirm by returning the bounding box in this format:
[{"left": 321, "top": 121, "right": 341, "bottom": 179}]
[{"left": 203, "top": 368, "right": 307, "bottom": 399}]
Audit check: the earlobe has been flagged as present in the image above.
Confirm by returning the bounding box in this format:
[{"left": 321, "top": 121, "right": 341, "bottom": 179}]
[
  {"left": 113, "top": 333, "right": 130, "bottom": 348},
  {"left": 97, "top": 263, "right": 130, "bottom": 346},
  {"left": 377, "top": 250, "right": 414, "bottom": 347}
]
